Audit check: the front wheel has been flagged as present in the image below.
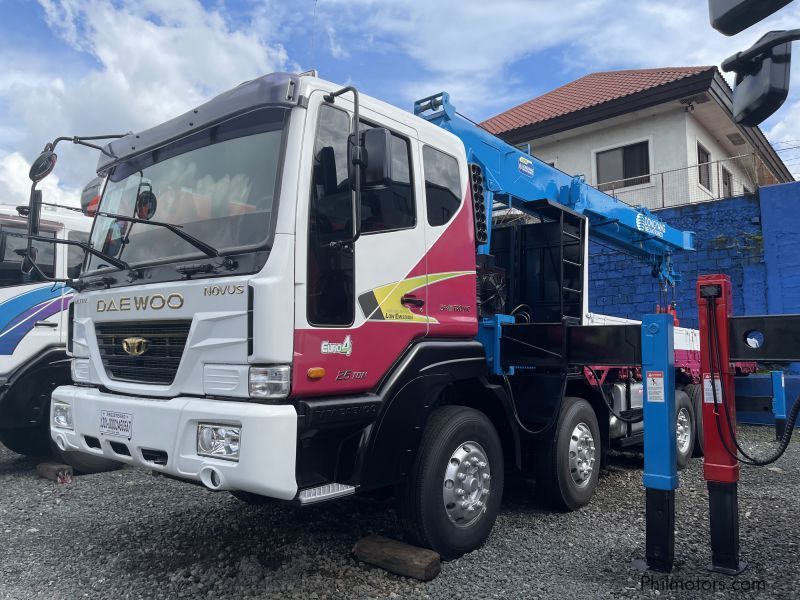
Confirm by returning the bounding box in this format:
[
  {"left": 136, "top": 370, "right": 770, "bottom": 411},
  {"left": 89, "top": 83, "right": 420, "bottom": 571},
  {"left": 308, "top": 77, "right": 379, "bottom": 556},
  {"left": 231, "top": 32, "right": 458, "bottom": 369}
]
[
  {"left": 397, "top": 405, "right": 504, "bottom": 560},
  {"left": 0, "top": 427, "right": 51, "bottom": 457}
]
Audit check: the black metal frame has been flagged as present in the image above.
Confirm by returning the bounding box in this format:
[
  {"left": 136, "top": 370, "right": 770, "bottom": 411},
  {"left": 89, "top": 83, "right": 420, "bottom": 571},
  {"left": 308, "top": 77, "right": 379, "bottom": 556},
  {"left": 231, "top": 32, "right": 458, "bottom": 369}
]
[{"left": 728, "top": 314, "right": 800, "bottom": 362}]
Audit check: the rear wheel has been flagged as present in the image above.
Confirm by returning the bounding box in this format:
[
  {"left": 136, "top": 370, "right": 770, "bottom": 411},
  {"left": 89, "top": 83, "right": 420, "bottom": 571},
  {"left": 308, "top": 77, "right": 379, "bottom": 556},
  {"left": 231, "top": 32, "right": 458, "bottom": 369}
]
[
  {"left": 0, "top": 427, "right": 51, "bottom": 457},
  {"left": 398, "top": 405, "right": 504, "bottom": 560},
  {"left": 675, "top": 390, "right": 695, "bottom": 469},
  {"left": 535, "top": 397, "right": 600, "bottom": 511},
  {"left": 684, "top": 384, "right": 704, "bottom": 457}
]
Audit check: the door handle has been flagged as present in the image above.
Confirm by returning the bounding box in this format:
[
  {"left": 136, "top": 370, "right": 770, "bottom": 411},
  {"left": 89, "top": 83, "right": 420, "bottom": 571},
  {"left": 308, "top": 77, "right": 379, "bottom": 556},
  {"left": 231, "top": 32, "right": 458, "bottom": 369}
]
[
  {"left": 401, "top": 294, "right": 425, "bottom": 308},
  {"left": 34, "top": 321, "right": 58, "bottom": 328}
]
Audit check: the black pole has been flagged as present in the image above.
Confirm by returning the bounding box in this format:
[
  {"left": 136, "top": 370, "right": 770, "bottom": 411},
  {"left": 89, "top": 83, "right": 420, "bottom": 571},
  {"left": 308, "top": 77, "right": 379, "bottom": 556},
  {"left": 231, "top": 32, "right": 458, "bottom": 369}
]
[{"left": 707, "top": 481, "right": 747, "bottom": 575}]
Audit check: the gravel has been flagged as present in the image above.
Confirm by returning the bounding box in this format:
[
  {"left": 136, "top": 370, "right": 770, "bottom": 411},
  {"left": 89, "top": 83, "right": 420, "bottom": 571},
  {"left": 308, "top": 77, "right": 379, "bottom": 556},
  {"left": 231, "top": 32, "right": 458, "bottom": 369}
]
[{"left": 1, "top": 425, "right": 798, "bottom": 599}]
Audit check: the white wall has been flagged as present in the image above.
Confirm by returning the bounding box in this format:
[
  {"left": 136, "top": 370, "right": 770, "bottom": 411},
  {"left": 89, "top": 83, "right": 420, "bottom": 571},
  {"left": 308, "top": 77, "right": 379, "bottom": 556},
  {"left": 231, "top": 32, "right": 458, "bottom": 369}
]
[
  {"left": 530, "top": 108, "right": 687, "bottom": 208},
  {"left": 528, "top": 108, "right": 756, "bottom": 208},
  {"left": 684, "top": 112, "right": 756, "bottom": 199},
  {"left": 531, "top": 108, "right": 687, "bottom": 182}
]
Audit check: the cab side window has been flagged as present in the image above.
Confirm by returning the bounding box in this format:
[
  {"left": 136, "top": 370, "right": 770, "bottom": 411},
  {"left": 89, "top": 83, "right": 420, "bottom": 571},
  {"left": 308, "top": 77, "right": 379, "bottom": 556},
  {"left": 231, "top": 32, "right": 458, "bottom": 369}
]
[
  {"left": 359, "top": 123, "right": 415, "bottom": 234},
  {"left": 307, "top": 104, "right": 355, "bottom": 326},
  {"left": 0, "top": 225, "right": 56, "bottom": 286},
  {"left": 423, "top": 146, "right": 462, "bottom": 227}
]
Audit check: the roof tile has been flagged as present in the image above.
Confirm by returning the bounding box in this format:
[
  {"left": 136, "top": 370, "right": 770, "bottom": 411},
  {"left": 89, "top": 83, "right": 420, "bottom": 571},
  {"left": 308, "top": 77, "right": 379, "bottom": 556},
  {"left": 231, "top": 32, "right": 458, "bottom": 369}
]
[{"left": 481, "top": 67, "right": 715, "bottom": 135}]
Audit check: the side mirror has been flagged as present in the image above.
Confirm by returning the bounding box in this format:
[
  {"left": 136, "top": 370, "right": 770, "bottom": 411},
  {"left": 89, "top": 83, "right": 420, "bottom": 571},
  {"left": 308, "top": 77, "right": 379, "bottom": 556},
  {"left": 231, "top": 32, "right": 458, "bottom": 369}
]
[
  {"left": 361, "top": 127, "right": 393, "bottom": 188},
  {"left": 732, "top": 36, "right": 791, "bottom": 126},
  {"left": 709, "top": 0, "right": 792, "bottom": 36},
  {"left": 29, "top": 150, "right": 57, "bottom": 183},
  {"left": 135, "top": 183, "right": 157, "bottom": 220},
  {"left": 80, "top": 177, "right": 104, "bottom": 216}
]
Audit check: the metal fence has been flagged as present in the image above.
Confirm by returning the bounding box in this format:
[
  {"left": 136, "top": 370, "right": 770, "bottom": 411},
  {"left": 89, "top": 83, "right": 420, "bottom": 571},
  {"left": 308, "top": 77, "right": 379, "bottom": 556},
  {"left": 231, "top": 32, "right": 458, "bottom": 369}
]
[{"left": 596, "top": 154, "right": 778, "bottom": 210}]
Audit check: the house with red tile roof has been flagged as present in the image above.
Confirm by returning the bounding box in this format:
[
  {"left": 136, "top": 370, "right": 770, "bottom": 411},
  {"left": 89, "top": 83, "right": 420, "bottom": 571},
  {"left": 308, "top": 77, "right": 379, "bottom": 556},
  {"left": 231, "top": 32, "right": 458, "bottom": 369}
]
[{"left": 482, "top": 67, "right": 792, "bottom": 209}]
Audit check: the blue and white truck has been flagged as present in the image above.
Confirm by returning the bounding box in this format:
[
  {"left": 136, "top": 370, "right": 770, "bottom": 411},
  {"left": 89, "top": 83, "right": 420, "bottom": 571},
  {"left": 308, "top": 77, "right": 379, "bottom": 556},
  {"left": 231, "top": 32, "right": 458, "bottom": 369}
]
[{"left": 0, "top": 203, "right": 118, "bottom": 472}]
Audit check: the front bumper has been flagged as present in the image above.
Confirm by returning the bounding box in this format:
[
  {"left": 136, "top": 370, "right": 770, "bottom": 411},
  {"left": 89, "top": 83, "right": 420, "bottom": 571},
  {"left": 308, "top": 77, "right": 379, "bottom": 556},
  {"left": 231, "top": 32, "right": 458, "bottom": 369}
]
[{"left": 50, "top": 385, "right": 298, "bottom": 500}]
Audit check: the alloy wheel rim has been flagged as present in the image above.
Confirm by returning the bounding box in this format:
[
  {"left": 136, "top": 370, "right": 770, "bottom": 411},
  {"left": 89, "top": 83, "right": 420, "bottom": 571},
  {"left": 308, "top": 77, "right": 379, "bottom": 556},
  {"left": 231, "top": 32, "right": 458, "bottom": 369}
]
[
  {"left": 676, "top": 407, "right": 691, "bottom": 454},
  {"left": 443, "top": 441, "right": 491, "bottom": 528},
  {"left": 568, "top": 422, "right": 595, "bottom": 487}
]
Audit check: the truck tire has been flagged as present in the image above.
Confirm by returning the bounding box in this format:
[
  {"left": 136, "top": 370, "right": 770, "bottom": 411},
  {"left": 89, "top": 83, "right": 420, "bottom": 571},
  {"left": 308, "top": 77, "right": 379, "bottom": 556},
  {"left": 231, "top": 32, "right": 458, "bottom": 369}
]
[
  {"left": 397, "top": 405, "right": 504, "bottom": 560},
  {"left": 50, "top": 442, "right": 123, "bottom": 475},
  {"left": 684, "top": 384, "right": 704, "bottom": 457},
  {"left": 0, "top": 427, "right": 51, "bottom": 457},
  {"left": 675, "top": 389, "right": 696, "bottom": 469},
  {"left": 535, "top": 397, "right": 600, "bottom": 511}
]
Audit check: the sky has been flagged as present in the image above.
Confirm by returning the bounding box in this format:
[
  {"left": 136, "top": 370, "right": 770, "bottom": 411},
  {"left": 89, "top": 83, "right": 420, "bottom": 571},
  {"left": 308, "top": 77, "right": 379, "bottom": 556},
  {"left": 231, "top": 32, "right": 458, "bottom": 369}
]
[{"left": 2, "top": 0, "right": 800, "bottom": 207}]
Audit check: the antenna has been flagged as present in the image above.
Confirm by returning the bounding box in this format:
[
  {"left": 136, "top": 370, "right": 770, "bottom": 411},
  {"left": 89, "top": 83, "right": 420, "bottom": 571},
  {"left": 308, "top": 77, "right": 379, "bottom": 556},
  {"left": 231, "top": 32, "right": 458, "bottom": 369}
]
[{"left": 309, "top": 0, "right": 319, "bottom": 68}]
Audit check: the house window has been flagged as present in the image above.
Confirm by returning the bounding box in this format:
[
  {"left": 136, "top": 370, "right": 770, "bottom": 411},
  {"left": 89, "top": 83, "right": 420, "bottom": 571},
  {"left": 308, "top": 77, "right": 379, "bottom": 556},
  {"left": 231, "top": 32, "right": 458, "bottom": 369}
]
[
  {"left": 596, "top": 141, "right": 650, "bottom": 190},
  {"left": 697, "top": 142, "right": 712, "bottom": 191},
  {"left": 721, "top": 166, "right": 733, "bottom": 198}
]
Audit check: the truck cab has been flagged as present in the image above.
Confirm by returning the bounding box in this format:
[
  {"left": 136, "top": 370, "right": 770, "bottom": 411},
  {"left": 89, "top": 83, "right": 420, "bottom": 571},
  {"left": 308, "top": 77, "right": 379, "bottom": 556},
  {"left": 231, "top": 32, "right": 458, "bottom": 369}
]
[{"left": 35, "top": 72, "right": 698, "bottom": 559}]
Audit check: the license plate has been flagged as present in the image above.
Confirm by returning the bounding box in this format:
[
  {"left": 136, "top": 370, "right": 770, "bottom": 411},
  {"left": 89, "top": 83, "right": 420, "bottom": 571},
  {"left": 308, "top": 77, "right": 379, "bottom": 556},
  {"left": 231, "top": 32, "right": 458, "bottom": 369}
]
[{"left": 100, "top": 410, "right": 133, "bottom": 438}]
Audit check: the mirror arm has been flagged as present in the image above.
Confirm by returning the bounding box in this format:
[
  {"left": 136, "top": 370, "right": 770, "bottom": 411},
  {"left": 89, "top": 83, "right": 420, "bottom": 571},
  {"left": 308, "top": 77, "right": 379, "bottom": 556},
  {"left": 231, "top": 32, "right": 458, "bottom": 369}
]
[
  {"left": 5, "top": 231, "right": 131, "bottom": 272},
  {"left": 722, "top": 28, "right": 800, "bottom": 72},
  {"left": 324, "top": 86, "right": 362, "bottom": 248},
  {"left": 17, "top": 201, "right": 88, "bottom": 217},
  {"left": 47, "top": 133, "right": 127, "bottom": 158}
]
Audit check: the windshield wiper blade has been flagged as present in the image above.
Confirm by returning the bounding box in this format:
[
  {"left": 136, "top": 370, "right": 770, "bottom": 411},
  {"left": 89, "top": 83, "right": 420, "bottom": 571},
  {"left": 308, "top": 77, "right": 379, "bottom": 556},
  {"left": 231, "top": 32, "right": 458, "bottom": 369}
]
[{"left": 97, "top": 211, "right": 220, "bottom": 259}]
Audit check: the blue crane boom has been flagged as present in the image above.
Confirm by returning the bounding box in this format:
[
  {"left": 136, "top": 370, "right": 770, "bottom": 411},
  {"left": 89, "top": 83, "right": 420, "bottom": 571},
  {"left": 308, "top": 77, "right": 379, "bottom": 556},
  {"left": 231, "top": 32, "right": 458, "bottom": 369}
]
[{"left": 414, "top": 92, "right": 695, "bottom": 286}]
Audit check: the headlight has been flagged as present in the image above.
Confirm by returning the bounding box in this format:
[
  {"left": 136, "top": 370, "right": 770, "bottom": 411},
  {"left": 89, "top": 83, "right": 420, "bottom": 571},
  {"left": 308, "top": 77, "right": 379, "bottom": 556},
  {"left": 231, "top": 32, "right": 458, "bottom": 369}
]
[
  {"left": 71, "top": 358, "right": 91, "bottom": 383},
  {"left": 248, "top": 366, "right": 290, "bottom": 400},
  {"left": 52, "top": 402, "right": 73, "bottom": 430},
  {"left": 197, "top": 424, "right": 241, "bottom": 461}
]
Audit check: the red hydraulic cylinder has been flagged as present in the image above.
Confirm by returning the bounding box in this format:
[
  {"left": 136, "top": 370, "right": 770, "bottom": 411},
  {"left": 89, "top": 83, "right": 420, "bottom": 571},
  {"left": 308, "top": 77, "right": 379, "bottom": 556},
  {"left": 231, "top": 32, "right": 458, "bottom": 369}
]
[
  {"left": 697, "top": 274, "right": 739, "bottom": 484},
  {"left": 697, "top": 273, "right": 746, "bottom": 575}
]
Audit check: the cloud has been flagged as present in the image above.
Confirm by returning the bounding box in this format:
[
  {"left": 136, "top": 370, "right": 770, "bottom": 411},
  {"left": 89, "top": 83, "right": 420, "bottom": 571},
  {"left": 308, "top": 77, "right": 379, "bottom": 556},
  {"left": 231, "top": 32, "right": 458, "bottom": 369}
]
[
  {"left": 326, "top": 24, "right": 348, "bottom": 60},
  {"left": 0, "top": 0, "right": 292, "bottom": 205},
  {"left": 0, "top": 151, "right": 80, "bottom": 207},
  {"left": 316, "top": 0, "right": 800, "bottom": 130}
]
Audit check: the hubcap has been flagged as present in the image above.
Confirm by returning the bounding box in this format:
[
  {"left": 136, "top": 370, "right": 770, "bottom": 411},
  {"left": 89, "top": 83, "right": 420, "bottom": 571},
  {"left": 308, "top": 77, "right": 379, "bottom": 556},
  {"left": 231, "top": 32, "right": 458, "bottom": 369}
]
[
  {"left": 568, "top": 423, "right": 595, "bottom": 487},
  {"left": 443, "top": 441, "right": 491, "bottom": 527},
  {"left": 676, "top": 407, "right": 691, "bottom": 454}
]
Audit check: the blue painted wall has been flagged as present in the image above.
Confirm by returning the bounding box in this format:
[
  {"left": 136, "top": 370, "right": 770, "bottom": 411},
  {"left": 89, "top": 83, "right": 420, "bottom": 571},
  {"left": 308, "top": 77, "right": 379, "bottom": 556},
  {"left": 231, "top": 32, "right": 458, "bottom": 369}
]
[
  {"left": 589, "top": 195, "right": 767, "bottom": 330},
  {"left": 760, "top": 182, "right": 800, "bottom": 315},
  {"left": 589, "top": 181, "right": 800, "bottom": 372}
]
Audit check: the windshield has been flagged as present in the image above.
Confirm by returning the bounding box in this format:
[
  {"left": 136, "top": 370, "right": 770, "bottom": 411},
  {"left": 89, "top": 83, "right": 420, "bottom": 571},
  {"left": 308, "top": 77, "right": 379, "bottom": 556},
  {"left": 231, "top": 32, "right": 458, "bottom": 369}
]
[{"left": 85, "top": 107, "right": 288, "bottom": 273}]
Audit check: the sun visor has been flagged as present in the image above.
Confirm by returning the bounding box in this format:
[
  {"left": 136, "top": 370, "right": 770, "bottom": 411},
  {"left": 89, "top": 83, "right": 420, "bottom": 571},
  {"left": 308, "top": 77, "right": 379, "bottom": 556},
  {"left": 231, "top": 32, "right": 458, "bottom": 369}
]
[{"left": 97, "top": 72, "right": 301, "bottom": 175}]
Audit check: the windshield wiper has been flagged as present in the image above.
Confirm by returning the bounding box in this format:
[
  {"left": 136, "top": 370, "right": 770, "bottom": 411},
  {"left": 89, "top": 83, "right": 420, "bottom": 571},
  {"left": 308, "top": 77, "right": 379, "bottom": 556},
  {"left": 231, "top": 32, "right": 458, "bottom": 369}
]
[{"left": 97, "top": 211, "right": 227, "bottom": 259}]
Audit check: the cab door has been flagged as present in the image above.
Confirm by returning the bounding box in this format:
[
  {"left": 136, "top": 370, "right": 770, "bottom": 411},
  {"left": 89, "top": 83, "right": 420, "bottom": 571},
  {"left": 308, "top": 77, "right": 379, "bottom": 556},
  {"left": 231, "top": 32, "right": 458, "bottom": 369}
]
[
  {"left": 293, "top": 94, "right": 428, "bottom": 397},
  {"left": 0, "top": 221, "right": 62, "bottom": 365},
  {"left": 419, "top": 143, "right": 478, "bottom": 338}
]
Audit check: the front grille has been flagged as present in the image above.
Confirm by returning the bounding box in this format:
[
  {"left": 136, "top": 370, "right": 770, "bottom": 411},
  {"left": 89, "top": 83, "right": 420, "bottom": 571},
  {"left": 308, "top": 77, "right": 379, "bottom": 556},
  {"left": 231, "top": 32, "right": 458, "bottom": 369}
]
[{"left": 95, "top": 321, "right": 192, "bottom": 385}]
